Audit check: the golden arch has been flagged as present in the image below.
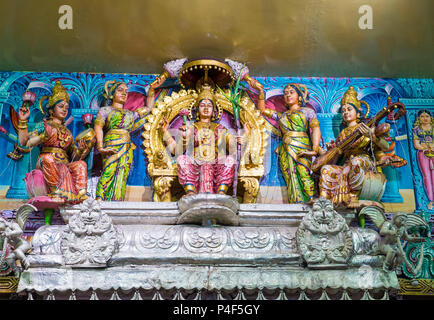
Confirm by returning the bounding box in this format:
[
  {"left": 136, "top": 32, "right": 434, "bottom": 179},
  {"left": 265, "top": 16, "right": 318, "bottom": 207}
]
[{"left": 142, "top": 88, "right": 268, "bottom": 203}]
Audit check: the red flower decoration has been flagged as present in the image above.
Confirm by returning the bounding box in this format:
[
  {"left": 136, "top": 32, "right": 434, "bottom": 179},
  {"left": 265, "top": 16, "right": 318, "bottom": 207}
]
[
  {"left": 22, "top": 91, "right": 36, "bottom": 104},
  {"left": 179, "top": 109, "right": 190, "bottom": 117},
  {"left": 82, "top": 113, "right": 94, "bottom": 126}
]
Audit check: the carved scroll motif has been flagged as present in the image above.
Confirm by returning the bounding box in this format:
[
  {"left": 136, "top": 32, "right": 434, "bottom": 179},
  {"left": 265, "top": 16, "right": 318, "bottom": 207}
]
[
  {"left": 232, "top": 229, "right": 272, "bottom": 250},
  {"left": 138, "top": 227, "right": 180, "bottom": 251},
  {"left": 183, "top": 227, "right": 227, "bottom": 253}
]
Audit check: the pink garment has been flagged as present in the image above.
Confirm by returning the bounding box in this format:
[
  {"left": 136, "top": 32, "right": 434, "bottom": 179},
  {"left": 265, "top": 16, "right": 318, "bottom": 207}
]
[
  {"left": 24, "top": 169, "right": 49, "bottom": 198},
  {"left": 124, "top": 91, "right": 146, "bottom": 112},
  {"left": 177, "top": 155, "right": 236, "bottom": 193},
  {"left": 417, "top": 151, "right": 434, "bottom": 201}
]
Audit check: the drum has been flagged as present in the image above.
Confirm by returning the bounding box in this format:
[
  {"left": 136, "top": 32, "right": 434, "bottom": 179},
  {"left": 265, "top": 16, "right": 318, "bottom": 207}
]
[
  {"left": 75, "top": 128, "right": 96, "bottom": 150},
  {"left": 358, "top": 171, "right": 387, "bottom": 202}
]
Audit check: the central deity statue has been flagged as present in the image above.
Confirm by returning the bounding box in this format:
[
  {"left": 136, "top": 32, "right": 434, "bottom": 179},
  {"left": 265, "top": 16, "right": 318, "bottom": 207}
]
[
  {"left": 161, "top": 84, "right": 244, "bottom": 196},
  {"left": 143, "top": 58, "right": 267, "bottom": 202}
]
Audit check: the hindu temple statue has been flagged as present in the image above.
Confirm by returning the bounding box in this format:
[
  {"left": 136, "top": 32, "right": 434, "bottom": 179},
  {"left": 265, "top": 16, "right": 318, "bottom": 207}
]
[
  {"left": 412, "top": 109, "right": 434, "bottom": 209},
  {"left": 161, "top": 84, "right": 246, "bottom": 196},
  {"left": 17, "top": 81, "right": 91, "bottom": 204},
  {"left": 316, "top": 86, "right": 405, "bottom": 206},
  {"left": 94, "top": 78, "right": 164, "bottom": 201},
  {"left": 248, "top": 78, "right": 321, "bottom": 204}
]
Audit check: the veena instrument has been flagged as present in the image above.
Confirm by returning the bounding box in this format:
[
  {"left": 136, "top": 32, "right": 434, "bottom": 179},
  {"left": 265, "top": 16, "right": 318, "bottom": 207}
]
[{"left": 311, "top": 102, "right": 406, "bottom": 172}]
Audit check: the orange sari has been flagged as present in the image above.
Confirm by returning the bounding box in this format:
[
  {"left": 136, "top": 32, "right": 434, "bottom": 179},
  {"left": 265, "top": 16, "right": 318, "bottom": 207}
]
[{"left": 34, "top": 120, "right": 87, "bottom": 203}]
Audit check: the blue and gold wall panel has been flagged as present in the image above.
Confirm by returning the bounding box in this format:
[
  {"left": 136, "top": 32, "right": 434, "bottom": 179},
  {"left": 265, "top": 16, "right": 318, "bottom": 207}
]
[{"left": 0, "top": 72, "right": 432, "bottom": 212}]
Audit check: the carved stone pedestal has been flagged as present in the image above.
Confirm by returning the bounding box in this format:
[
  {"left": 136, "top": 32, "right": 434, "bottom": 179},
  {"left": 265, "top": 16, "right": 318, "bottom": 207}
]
[
  {"left": 177, "top": 194, "right": 240, "bottom": 226},
  {"left": 17, "top": 198, "right": 400, "bottom": 300}
]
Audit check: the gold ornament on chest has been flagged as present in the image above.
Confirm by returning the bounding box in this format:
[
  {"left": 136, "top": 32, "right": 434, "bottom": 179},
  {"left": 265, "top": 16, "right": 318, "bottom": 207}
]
[
  {"left": 49, "top": 121, "right": 71, "bottom": 148},
  {"left": 196, "top": 127, "right": 215, "bottom": 161}
]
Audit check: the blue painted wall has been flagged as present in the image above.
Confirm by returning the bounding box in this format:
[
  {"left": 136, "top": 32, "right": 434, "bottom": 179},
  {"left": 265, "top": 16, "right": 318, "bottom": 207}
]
[{"left": 0, "top": 72, "right": 432, "bottom": 205}]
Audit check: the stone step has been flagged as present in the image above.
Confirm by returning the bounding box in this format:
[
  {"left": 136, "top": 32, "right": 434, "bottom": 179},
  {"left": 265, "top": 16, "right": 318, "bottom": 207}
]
[{"left": 60, "top": 201, "right": 310, "bottom": 226}]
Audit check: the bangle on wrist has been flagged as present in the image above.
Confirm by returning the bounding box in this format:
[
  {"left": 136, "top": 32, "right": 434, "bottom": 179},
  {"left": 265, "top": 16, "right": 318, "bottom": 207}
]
[
  {"left": 258, "top": 91, "right": 265, "bottom": 100},
  {"left": 18, "top": 119, "right": 28, "bottom": 130},
  {"left": 312, "top": 145, "right": 319, "bottom": 153}
]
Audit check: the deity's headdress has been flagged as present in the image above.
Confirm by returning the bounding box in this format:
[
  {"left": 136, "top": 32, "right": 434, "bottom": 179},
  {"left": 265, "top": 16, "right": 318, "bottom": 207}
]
[
  {"left": 103, "top": 80, "right": 127, "bottom": 100},
  {"left": 340, "top": 86, "right": 370, "bottom": 118},
  {"left": 285, "top": 83, "right": 309, "bottom": 107},
  {"left": 190, "top": 83, "right": 223, "bottom": 122},
  {"left": 39, "top": 81, "right": 70, "bottom": 115},
  {"left": 196, "top": 84, "right": 216, "bottom": 107}
]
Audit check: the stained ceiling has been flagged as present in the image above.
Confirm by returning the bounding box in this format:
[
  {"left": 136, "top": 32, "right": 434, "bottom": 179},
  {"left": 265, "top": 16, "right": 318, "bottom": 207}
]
[{"left": 0, "top": 0, "right": 432, "bottom": 78}]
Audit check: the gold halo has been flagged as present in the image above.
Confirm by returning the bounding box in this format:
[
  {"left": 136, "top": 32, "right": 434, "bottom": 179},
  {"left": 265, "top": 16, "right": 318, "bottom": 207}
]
[
  {"left": 38, "top": 95, "right": 49, "bottom": 115},
  {"left": 360, "top": 100, "right": 370, "bottom": 118},
  {"left": 104, "top": 80, "right": 117, "bottom": 99}
]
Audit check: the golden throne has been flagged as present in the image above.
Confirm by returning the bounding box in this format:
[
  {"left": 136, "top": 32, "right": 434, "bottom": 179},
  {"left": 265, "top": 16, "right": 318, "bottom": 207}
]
[{"left": 142, "top": 59, "right": 268, "bottom": 203}]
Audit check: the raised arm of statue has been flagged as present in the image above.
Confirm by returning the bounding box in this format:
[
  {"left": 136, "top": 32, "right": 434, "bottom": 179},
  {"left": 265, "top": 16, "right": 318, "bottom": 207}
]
[
  {"left": 244, "top": 74, "right": 265, "bottom": 113},
  {"left": 146, "top": 58, "right": 188, "bottom": 113},
  {"left": 160, "top": 119, "right": 178, "bottom": 155},
  {"left": 146, "top": 72, "right": 168, "bottom": 113},
  {"left": 17, "top": 101, "right": 32, "bottom": 147}
]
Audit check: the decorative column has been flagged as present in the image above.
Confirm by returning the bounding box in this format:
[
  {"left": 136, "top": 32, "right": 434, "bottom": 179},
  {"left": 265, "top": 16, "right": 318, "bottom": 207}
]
[
  {"left": 380, "top": 117, "right": 404, "bottom": 203},
  {"left": 317, "top": 113, "right": 342, "bottom": 144}
]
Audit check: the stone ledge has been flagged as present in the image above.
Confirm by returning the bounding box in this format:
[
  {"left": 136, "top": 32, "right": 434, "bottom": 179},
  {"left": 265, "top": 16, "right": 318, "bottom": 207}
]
[
  {"left": 60, "top": 201, "right": 311, "bottom": 226},
  {"left": 17, "top": 265, "right": 399, "bottom": 293},
  {"left": 30, "top": 224, "right": 299, "bottom": 267}
]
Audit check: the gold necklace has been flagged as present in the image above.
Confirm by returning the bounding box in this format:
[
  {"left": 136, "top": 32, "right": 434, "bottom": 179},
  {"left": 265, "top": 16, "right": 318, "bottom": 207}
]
[{"left": 48, "top": 119, "right": 70, "bottom": 148}]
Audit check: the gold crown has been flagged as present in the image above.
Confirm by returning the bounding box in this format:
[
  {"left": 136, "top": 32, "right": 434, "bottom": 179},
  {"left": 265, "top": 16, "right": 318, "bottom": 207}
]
[
  {"left": 39, "top": 81, "right": 70, "bottom": 115},
  {"left": 196, "top": 85, "right": 215, "bottom": 106},
  {"left": 340, "top": 86, "right": 360, "bottom": 109},
  {"left": 188, "top": 84, "right": 223, "bottom": 121},
  {"left": 340, "top": 86, "right": 370, "bottom": 117},
  {"left": 49, "top": 81, "right": 69, "bottom": 106}
]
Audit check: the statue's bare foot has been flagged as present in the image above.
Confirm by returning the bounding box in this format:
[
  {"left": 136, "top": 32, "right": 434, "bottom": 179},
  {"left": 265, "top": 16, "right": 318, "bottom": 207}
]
[
  {"left": 49, "top": 196, "right": 65, "bottom": 204},
  {"left": 77, "top": 189, "right": 88, "bottom": 201},
  {"left": 428, "top": 202, "right": 433, "bottom": 210},
  {"left": 182, "top": 191, "right": 196, "bottom": 198},
  {"left": 305, "top": 199, "right": 314, "bottom": 205}
]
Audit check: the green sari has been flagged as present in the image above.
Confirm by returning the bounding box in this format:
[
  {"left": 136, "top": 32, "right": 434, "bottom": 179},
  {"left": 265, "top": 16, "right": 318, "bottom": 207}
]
[
  {"left": 95, "top": 106, "right": 146, "bottom": 201},
  {"left": 268, "top": 108, "right": 317, "bottom": 203}
]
